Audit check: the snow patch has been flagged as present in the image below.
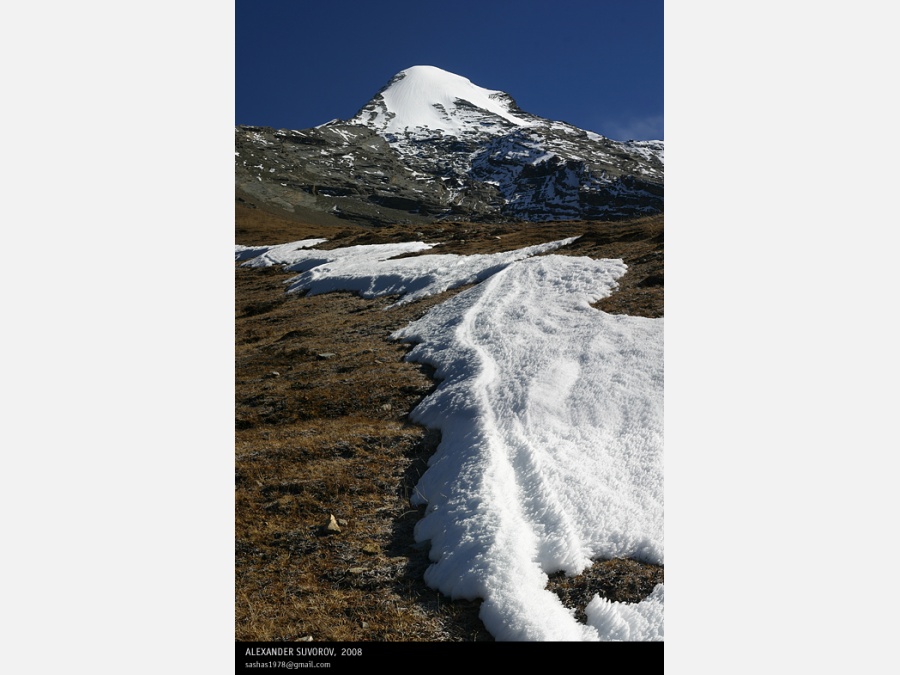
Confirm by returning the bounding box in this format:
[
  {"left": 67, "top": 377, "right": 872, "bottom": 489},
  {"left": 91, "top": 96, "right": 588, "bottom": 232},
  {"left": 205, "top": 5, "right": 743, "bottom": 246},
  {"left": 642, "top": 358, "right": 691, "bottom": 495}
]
[
  {"left": 234, "top": 239, "right": 328, "bottom": 264},
  {"left": 285, "top": 238, "right": 579, "bottom": 306},
  {"left": 392, "top": 255, "right": 663, "bottom": 640}
]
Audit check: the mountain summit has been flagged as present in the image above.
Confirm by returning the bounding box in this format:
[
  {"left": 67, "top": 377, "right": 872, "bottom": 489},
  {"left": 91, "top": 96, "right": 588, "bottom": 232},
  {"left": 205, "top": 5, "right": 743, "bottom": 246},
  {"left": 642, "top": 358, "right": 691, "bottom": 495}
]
[
  {"left": 350, "top": 65, "right": 535, "bottom": 136},
  {"left": 236, "top": 66, "right": 663, "bottom": 225}
]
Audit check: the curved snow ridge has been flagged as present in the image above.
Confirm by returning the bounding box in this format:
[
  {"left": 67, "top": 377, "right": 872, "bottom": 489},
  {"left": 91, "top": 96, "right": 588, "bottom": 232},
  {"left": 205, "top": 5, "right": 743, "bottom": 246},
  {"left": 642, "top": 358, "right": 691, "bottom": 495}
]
[
  {"left": 392, "top": 255, "right": 664, "bottom": 641},
  {"left": 283, "top": 237, "right": 579, "bottom": 305},
  {"left": 586, "top": 584, "right": 664, "bottom": 641}
]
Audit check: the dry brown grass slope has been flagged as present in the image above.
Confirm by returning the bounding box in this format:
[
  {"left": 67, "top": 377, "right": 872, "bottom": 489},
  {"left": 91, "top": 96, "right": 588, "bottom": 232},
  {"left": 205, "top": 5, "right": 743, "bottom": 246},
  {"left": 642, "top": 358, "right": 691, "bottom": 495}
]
[{"left": 235, "top": 202, "right": 664, "bottom": 641}]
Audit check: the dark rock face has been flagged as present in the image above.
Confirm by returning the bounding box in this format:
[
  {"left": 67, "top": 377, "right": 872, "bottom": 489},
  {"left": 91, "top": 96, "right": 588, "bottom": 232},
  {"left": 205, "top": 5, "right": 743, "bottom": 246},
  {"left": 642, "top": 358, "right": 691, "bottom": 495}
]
[{"left": 235, "top": 72, "right": 663, "bottom": 226}]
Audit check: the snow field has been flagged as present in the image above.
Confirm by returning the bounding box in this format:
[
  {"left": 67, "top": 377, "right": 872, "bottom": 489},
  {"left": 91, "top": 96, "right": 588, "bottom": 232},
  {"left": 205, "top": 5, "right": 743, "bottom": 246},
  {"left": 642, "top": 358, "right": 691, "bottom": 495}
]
[{"left": 236, "top": 238, "right": 664, "bottom": 640}]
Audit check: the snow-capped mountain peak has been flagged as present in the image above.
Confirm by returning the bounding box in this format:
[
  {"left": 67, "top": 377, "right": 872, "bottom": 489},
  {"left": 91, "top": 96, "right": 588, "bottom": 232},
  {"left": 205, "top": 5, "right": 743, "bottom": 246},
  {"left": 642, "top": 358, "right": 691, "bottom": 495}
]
[
  {"left": 236, "top": 66, "right": 663, "bottom": 225},
  {"left": 350, "top": 65, "right": 536, "bottom": 136}
]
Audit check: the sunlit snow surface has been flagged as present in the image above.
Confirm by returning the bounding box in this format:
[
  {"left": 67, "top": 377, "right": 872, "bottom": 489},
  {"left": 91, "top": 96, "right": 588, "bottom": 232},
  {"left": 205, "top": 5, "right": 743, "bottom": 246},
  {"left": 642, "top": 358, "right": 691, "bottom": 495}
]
[
  {"left": 393, "top": 255, "right": 663, "bottom": 640},
  {"left": 236, "top": 239, "right": 664, "bottom": 641}
]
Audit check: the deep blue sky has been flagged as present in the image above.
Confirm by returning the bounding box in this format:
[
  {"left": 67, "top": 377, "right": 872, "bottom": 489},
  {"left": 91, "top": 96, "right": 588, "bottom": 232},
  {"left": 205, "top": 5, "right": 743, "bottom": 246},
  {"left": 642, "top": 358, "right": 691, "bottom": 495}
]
[{"left": 236, "top": 0, "right": 663, "bottom": 140}]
